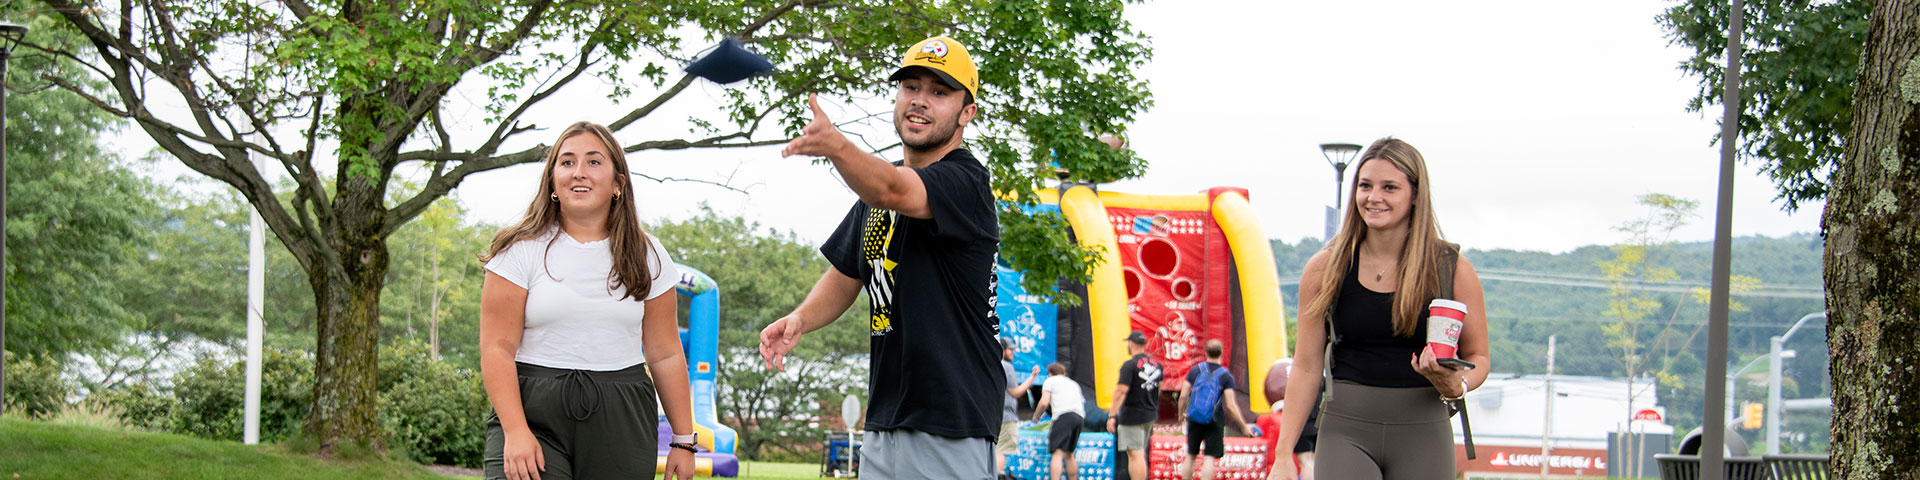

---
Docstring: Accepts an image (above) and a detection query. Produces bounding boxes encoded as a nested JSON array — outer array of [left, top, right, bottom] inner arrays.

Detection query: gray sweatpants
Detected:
[[484, 362, 658, 480], [861, 428, 993, 480], [1316, 380, 1456, 480]]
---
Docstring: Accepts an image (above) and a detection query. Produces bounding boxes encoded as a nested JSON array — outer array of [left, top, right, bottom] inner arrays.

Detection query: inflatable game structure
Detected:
[[654, 264, 740, 477], [999, 185, 1292, 479]]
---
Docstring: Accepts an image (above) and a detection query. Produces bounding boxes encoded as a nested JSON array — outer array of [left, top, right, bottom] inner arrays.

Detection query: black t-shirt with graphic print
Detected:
[[1116, 353, 1163, 425], [820, 148, 1002, 440]]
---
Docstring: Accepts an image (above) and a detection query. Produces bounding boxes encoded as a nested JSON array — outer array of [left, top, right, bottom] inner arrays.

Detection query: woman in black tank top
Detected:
[[1265, 138, 1491, 480]]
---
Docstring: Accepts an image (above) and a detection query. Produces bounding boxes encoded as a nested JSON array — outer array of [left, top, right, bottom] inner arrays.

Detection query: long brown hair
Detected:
[[480, 121, 655, 301], [1304, 137, 1448, 336]]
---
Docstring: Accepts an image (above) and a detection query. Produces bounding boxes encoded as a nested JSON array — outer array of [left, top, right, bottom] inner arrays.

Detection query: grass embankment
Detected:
[[0, 417, 462, 479]]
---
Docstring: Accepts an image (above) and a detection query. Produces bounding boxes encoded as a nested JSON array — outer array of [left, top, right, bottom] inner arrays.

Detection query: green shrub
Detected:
[[166, 348, 313, 442], [2, 351, 74, 418], [53, 340, 492, 466], [378, 339, 489, 467], [92, 382, 179, 431]]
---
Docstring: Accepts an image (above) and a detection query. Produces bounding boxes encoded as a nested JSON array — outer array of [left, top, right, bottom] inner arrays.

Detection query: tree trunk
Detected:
[[305, 214, 391, 455], [1826, 0, 1920, 477], [304, 88, 396, 455]]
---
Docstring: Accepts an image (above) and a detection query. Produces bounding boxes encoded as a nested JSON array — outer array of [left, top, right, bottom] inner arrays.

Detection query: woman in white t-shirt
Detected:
[[478, 122, 695, 480]]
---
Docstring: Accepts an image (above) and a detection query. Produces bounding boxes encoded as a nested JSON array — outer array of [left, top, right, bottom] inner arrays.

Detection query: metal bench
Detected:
[[1763, 454, 1830, 480], [1654, 454, 1769, 480]]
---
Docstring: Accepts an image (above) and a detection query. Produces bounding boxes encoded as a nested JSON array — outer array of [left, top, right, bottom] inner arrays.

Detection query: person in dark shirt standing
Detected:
[[758, 35, 1003, 479], [1105, 331, 1162, 480]]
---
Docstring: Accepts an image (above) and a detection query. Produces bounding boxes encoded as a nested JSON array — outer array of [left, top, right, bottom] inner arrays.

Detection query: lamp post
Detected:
[[1, 20, 32, 416], [1766, 311, 1825, 454], [1318, 143, 1361, 241], [1726, 354, 1769, 425]]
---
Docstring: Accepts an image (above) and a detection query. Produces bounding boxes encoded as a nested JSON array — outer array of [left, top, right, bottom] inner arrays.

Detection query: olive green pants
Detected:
[[485, 362, 658, 480], [1316, 380, 1455, 480]]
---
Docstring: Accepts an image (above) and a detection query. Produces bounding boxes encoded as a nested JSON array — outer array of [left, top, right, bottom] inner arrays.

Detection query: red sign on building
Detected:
[[1633, 407, 1664, 422], [1458, 445, 1609, 477]]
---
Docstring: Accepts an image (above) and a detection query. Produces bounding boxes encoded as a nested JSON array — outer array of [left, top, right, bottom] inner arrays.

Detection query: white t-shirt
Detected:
[[1042, 375, 1086, 418], [485, 228, 678, 371]]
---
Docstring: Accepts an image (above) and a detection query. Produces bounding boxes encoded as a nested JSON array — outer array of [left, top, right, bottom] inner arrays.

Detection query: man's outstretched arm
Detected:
[[759, 266, 862, 371]]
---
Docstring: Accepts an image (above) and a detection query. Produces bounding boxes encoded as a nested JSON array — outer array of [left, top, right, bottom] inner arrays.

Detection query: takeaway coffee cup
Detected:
[[1427, 299, 1468, 359]]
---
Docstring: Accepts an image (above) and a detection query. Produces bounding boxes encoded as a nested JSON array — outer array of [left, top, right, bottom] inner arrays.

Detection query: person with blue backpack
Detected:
[[1178, 340, 1252, 480]]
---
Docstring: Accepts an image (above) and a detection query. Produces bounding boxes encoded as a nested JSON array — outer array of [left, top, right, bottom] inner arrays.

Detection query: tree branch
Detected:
[[283, 0, 316, 22], [476, 36, 603, 157], [602, 1, 807, 134], [629, 172, 753, 195], [607, 75, 696, 131], [41, 75, 298, 163], [472, 0, 557, 68], [45, 0, 326, 275], [629, 136, 789, 151], [382, 145, 546, 237]]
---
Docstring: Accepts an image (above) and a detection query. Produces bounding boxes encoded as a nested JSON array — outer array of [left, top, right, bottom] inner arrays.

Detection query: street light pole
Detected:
[[1701, 0, 1743, 476], [1765, 311, 1825, 454], [1, 20, 34, 417], [1318, 143, 1361, 241], [1726, 354, 1770, 424]]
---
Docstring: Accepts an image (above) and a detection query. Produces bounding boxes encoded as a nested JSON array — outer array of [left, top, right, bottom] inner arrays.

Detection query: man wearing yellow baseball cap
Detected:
[[762, 35, 1003, 479]]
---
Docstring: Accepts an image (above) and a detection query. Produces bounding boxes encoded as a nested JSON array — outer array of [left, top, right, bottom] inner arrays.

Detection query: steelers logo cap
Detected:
[[887, 36, 979, 102]]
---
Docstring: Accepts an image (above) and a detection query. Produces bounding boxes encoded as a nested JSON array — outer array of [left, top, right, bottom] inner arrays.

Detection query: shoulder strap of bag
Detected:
[[1323, 243, 1463, 398]]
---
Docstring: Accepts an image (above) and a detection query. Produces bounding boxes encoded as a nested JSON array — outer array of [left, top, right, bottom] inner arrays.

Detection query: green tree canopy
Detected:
[[1660, 0, 1872, 210], [29, 0, 1154, 453], [3, 9, 163, 358]]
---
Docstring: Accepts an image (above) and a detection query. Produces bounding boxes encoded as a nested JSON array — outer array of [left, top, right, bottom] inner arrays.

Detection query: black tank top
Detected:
[[1329, 259, 1432, 388]]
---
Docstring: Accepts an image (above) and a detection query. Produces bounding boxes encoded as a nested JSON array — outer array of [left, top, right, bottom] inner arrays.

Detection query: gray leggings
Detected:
[[1315, 380, 1455, 480]]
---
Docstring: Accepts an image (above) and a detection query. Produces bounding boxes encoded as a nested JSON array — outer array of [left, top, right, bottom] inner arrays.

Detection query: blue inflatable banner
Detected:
[[1006, 427, 1115, 480], [997, 263, 1057, 384]]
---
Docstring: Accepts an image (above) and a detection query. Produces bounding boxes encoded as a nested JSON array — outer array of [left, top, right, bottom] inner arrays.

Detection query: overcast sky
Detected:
[[114, 0, 1827, 255]]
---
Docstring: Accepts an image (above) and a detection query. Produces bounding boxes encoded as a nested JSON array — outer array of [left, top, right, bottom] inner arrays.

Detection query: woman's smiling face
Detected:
[[1354, 158, 1413, 231]]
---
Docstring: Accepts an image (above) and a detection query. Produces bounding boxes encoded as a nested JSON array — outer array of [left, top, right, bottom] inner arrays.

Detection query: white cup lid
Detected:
[[1429, 298, 1468, 314]]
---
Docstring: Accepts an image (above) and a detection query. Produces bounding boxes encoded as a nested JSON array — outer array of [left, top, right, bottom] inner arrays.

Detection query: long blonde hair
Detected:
[[1304, 137, 1448, 336], [480, 122, 655, 301]]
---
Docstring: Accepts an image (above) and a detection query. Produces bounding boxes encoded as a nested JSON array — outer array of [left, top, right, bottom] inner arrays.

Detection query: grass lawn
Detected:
[[724, 461, 826, 479], [0, 417, 830, 480], [0, 417, 462, 479]]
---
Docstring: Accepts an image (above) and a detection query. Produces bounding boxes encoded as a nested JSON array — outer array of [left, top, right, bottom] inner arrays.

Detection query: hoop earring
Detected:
[[613, 192, 620, 199], [550, 193, 558, 202]]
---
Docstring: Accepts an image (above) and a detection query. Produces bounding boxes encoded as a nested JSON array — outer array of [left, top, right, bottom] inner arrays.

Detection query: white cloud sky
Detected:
[[112, 0, 1826, 254]]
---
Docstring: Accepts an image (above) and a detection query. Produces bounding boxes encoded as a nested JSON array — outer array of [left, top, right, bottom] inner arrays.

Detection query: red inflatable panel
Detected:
[[1144, 434, 1271, 479], [1105, 207, 1233, 389]]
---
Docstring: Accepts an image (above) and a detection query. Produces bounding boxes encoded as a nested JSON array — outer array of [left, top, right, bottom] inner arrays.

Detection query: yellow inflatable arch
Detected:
[[1041, 185, 1291, 414]]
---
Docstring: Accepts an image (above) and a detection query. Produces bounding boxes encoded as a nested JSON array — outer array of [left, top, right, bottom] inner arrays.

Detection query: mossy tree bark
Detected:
[[1825, 0, 1920, 476]]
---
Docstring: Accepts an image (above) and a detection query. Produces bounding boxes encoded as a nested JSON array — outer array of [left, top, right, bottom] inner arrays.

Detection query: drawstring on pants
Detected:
[[559, 369, 604, 421]]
